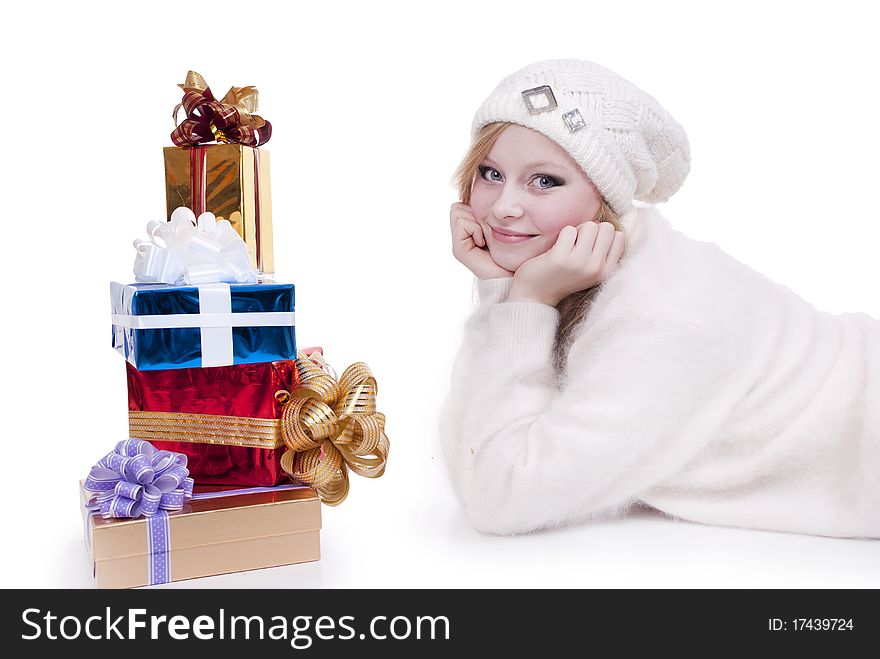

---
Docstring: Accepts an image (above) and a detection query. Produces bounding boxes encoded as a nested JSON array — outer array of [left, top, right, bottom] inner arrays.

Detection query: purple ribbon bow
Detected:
[[84, 439, 194, 519]]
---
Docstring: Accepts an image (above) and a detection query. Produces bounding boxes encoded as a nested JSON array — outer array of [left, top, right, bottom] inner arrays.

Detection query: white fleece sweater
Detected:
[[439, 205, 879, 539]]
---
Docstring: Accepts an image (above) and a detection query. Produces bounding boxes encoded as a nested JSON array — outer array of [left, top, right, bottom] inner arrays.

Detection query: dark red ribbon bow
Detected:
[[171, 71, 272, 148]]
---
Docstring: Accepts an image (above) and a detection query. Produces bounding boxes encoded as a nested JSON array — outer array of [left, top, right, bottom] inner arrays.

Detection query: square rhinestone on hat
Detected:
[[521, 85, 558, 114], [562, 109, 586, 132]]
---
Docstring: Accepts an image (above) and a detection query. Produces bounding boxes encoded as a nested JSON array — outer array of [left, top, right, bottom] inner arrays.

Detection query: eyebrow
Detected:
[[483, 157, 570, 172]]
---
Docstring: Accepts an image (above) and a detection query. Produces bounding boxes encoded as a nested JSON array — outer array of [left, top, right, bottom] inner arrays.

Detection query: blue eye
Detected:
[[478, 165, 503, 182], [532, 174, 563, 189]]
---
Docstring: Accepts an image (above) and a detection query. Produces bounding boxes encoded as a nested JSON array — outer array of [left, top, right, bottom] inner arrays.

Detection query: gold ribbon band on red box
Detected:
[[128, 411, 284, 450]]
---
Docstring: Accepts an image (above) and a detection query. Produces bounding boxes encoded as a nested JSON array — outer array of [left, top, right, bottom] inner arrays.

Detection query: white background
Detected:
[[1, 0, 878, 589]]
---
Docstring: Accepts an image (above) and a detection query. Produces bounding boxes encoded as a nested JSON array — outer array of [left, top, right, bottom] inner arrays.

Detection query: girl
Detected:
[[440, 59, 879, 539]]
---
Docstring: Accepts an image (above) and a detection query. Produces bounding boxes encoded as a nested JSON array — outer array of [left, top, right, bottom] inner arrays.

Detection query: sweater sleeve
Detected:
[[439, 284, 739, 535]]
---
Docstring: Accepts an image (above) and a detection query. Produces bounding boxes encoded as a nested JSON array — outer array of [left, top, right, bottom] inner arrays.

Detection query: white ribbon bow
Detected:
[[133, 207, 258, 285]]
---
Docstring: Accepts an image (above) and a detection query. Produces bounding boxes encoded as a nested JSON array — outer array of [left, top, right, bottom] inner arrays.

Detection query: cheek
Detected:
[[532, 196, 594, 234], [468, 185, 494, 222]]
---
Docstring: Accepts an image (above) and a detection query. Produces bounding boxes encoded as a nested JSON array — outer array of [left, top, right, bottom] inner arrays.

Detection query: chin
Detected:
[[489, 249, 532, 273], [495, 257, 529, 272]]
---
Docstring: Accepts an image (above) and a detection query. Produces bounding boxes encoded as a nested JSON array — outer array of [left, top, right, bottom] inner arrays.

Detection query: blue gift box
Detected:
[[111, 281, 296, 370]]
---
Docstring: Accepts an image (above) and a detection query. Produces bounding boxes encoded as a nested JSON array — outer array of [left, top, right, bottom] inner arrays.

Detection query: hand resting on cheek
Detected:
[[508, 221, 626, 306], [449, 202, 514, 280]]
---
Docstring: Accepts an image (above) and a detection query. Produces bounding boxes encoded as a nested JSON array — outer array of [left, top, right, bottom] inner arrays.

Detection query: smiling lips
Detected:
[[490, 226, 538, 244]]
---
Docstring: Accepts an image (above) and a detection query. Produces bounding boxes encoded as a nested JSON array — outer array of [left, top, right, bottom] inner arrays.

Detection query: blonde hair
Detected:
[[454, 122, 623, 375]]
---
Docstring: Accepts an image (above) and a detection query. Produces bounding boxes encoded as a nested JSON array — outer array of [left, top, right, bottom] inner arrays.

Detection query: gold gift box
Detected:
[[163, 144, 275, 274], [81, 482, 320, 589]]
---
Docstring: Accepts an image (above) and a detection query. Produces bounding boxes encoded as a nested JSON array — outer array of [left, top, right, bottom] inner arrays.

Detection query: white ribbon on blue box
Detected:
[[111, 281, 296, 370]]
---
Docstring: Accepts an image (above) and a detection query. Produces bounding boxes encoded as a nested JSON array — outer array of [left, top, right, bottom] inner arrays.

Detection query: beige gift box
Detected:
[[81, 482, 320, 589]]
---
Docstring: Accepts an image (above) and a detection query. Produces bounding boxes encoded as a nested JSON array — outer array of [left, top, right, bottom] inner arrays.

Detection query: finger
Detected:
[[450, 208, 470, 231], [588, 222, 616, 259], [572, 221, 601, 257], [451, 215, 479, 241], [605, 231, 626, 271], [454, 217, 483, 248], [549, 225, 578, 256], [472, 221, 487, 247], [451, 216, 472, 246], [450, 202, 476, 222], [452, 216, 473, 241]]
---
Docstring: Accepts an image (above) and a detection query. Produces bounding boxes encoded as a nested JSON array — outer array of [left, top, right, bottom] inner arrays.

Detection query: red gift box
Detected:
[[126, 360, 299, 486]]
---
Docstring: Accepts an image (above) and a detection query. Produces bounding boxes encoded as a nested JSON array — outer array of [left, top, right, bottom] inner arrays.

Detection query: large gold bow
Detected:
[[276, 352, 389, 506]]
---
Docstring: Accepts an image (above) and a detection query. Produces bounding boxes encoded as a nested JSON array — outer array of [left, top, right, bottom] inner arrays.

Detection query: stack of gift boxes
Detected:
[[81, 72, 389, 588]]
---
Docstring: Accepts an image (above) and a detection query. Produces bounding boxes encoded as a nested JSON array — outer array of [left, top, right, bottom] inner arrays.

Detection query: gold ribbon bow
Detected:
[[276, 352, 389, 506]]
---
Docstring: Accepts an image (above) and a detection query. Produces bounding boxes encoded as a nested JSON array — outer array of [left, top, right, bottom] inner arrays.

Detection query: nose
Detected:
[[490, 182, 524, 222]]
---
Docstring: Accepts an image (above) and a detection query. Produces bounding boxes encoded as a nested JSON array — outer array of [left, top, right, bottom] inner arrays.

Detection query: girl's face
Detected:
[[469, 124, 602, 272]]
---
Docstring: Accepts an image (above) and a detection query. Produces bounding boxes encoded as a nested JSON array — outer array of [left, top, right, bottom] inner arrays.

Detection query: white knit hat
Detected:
[[472, 59, 691, 216]]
